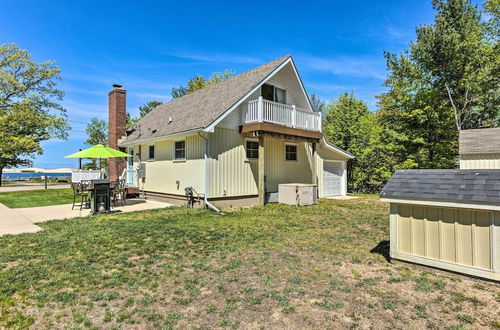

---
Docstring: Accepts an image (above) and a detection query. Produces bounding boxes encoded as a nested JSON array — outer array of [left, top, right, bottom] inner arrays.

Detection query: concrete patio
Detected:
[[0, 199, 175, 236]]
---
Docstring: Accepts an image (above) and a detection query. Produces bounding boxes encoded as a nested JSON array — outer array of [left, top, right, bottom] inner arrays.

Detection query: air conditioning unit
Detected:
[[278, 184, 318, 206]]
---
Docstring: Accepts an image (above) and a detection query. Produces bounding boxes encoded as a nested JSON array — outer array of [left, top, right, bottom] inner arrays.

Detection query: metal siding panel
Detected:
[[457, 210, 473, 266], [441, 209, 457, 262], [412, 206, 426, 256], [426, 207, 441, 259], [398, 205, 412, 253], [474, 211, 491, 269]]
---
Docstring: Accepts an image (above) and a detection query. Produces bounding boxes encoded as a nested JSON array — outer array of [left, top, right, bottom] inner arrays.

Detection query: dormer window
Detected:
[[261, 84, 286, 104]]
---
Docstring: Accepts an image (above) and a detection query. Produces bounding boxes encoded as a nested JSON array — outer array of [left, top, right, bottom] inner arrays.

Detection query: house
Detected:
[[108, 55, 353, 207], [459, 127, 500, 169]]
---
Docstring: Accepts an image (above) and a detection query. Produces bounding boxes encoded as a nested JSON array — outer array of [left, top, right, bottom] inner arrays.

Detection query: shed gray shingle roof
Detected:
[[459, 128, 500, 155], [380, 169, 500, 204], [122, 55, 292, 145]]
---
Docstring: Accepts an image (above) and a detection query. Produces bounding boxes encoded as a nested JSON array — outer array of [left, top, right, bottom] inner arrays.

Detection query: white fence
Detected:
[[244, 97, 321, 132], [71, 170, 103, 182]]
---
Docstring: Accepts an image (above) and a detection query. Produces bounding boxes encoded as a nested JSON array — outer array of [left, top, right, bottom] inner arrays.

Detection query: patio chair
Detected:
[[112, 179, 126, 207], [71, 182, 89, 210]]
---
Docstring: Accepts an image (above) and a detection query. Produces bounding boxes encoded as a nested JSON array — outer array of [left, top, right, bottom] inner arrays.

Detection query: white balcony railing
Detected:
[[244, 97, 321, 132]]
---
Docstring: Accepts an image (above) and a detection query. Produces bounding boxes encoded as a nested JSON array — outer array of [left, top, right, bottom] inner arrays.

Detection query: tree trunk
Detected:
[[0, 166, 3, 187]]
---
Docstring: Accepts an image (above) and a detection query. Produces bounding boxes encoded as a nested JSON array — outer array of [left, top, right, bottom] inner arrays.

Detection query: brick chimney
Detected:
[[108, 84, 126, 181]]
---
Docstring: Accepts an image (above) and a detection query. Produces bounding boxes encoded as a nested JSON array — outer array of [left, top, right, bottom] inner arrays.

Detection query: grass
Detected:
[[0, 197, 498, 329], [0, 188, 73, 208]]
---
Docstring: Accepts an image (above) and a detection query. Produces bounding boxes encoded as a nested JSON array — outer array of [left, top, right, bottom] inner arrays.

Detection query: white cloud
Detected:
[[302, 55, 386, 80], [163, 51, 262, 64]]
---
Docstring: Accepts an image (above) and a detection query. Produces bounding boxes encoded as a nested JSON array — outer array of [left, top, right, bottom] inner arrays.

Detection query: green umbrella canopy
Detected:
[[65, 144, 132, 159]]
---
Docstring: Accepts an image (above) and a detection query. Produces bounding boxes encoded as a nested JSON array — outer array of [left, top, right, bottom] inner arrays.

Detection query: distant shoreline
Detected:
[[3, 168, 74, 173]]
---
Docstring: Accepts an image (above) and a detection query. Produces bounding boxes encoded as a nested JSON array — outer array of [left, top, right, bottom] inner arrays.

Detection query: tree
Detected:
[[171, 70, 234, 99], [376, 0, 499, 173], [0, 43, 69, 186], [310, 94, 325, 112], [323, 92, 379, 191], [83, 117, 107, 170], [139, 100, 162, 118]]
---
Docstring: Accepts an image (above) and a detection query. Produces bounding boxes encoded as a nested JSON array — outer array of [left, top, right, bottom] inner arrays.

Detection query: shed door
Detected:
[[323, 162, 342, 197]]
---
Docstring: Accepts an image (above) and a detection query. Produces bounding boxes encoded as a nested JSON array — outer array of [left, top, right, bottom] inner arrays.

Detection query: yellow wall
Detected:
[[395, 204, 494, 271], [134, 135, 205, 195], [460, 153, 500, 169]]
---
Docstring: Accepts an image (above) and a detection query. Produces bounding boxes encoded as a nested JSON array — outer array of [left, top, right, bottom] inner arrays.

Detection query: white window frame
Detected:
[[148, 144, 155, 161], [245, 138, 259, 161], [285, 142, 298, 162], [174, 139, 186, 161]]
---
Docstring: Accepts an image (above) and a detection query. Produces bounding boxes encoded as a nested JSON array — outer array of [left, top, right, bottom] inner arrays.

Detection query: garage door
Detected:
[[323, 162, 343, 197]]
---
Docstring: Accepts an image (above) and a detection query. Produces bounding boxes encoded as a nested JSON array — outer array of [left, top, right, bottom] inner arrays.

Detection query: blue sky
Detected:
[[1, 0, 447, 168]]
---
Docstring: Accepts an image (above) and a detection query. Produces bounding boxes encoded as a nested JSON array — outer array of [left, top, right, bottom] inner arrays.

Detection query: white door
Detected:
[[323, 162, 343, 197]]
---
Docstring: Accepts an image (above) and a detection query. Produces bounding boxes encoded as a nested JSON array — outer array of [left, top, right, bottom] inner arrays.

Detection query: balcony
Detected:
[[243, 97, 322, 133]]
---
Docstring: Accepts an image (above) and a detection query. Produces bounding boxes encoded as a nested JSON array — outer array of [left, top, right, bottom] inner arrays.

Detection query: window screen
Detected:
[[285, 144, 297, 161], [174, 140, 186, 159], [246, 140, 259, 159]]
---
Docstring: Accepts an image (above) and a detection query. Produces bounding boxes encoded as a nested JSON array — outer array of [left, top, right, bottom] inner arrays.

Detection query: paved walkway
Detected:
[[0, 184, 70, 192], [0, 199, 174, 236]]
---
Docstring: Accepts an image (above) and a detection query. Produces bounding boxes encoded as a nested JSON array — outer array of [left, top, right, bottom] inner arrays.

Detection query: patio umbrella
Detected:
[[65, 144, 132, 159], [65, 144, 131, 172]]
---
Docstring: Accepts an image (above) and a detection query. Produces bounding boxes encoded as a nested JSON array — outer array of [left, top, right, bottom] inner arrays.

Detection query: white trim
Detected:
[[173, 139, 186, 161], [321, 138, 354, 159], [391, 251, 499, 281], [119, 128, 202, 147], [380, 197, 500, 211], [205, 56, 315, 133]]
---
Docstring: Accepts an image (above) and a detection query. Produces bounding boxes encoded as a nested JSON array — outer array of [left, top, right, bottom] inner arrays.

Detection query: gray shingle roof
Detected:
[[121, 55, 292, 145], [380, 169, 500, 204], [459, 128, 500, 155]]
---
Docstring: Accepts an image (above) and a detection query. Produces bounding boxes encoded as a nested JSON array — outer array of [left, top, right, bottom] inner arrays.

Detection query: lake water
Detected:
[[1, 172, 71, 180]]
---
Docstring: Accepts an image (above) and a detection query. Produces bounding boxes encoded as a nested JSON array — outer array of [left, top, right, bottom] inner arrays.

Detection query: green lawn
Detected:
[[0, 198, 498, 329], [0, 188, 73, 208]]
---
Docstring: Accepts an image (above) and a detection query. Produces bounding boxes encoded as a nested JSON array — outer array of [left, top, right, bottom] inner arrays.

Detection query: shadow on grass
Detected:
[[370, 240, 390, 262]]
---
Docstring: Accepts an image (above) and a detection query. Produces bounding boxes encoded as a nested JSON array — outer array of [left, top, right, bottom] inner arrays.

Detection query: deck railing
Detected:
[[244, 97, 321, 132]]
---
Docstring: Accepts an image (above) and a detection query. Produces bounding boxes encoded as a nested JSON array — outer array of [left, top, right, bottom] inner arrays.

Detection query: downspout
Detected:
[[198, 132, 220, 213]]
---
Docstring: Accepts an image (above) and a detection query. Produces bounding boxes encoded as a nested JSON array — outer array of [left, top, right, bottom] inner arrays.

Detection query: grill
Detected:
[[89, 180, 111, 214]]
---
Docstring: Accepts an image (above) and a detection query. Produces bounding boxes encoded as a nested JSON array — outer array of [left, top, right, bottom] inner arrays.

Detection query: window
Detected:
[[275, 87, 286, 104], [246, 140, 259, 160], [174, 140, 186, 159], [261, 84, 286, 104], [261, 84, 274, 102], [285, 144, 297, 161], [148, 145, 155, 160]]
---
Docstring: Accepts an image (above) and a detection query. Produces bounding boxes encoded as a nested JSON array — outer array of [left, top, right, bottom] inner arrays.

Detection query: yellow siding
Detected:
[[133, 135, 205, 195], [460, 153, 500, 169], [395, 205, 494, 270], [208, 128, 258, 197], [264, 138, 312, 192]]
